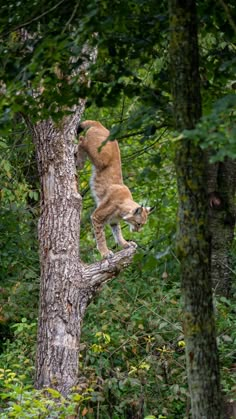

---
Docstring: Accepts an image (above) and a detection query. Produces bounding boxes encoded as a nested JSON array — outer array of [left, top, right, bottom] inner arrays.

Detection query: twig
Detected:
[[4, 0, 66, 35], [123, 127, 168, 161], [62, 1, 80, 34], [218, 0, 236, 35]]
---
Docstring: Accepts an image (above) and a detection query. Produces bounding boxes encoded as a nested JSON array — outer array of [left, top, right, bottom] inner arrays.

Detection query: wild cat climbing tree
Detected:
[[24, 51, 140, 394], [25, 107, 137, 395], [0, 3, 137, 395]]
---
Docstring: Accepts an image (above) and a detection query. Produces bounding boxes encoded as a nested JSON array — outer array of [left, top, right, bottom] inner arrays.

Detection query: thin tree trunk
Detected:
[[169, 0, 222, 417]]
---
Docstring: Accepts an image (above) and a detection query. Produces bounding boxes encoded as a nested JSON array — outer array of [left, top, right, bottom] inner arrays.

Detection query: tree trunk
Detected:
[[25, 108, 136, 396], [207, 157, 236, 297], [169, 0, 222, 417]]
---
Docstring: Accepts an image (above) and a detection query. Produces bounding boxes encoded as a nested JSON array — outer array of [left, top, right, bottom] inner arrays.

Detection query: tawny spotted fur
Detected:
[[76, 120, 153, 258]]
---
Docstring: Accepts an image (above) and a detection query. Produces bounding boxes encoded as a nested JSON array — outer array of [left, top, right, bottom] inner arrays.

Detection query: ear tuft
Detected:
[[146, 206, 155, 214]]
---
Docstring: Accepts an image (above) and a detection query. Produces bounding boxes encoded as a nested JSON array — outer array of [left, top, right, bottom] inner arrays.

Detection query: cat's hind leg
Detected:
[[91, 209, 114, 258]]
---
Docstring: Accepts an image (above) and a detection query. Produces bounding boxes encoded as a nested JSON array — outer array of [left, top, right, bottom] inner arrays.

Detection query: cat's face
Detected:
[[123, 206, 154, 232]]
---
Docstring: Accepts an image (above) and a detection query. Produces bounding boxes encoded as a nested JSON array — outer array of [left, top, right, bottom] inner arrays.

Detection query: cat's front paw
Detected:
[[102, 250, 114, 259], [124, 241, 137, 249]]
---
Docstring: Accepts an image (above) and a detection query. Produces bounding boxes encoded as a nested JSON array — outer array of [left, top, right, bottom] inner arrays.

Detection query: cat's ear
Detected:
[[146, 206, 155, 214], [133, 206, 143, 216]]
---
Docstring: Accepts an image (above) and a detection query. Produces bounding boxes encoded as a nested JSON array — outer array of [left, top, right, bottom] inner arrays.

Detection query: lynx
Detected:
[[76, 120, 153, 258]]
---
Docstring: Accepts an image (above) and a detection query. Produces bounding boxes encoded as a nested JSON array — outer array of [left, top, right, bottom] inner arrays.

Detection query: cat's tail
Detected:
[[77, 120, 104, 135]]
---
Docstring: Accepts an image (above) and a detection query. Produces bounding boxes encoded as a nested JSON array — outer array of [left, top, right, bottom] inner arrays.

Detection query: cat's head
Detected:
[[123, 206, 154, 232]]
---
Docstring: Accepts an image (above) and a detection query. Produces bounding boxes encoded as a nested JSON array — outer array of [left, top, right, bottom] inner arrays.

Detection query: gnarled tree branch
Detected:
[[81, 246, 137, 289]]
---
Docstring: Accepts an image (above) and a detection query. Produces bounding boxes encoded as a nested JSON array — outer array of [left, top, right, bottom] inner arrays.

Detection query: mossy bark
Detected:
[[169, 0, 222, 417]]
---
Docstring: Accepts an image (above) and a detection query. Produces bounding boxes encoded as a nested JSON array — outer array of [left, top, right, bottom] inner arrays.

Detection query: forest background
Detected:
[[0, 0, 236, 418]]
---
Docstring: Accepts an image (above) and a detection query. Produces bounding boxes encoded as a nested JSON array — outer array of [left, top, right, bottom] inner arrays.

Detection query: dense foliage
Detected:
[[0, 0, 236, 417]]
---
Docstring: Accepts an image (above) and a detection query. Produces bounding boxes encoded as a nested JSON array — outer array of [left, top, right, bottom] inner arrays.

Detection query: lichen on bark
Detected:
[[169, 0, 222, 417]]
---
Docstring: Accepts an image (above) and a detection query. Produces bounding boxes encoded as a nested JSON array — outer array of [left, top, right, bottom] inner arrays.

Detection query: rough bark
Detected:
[[169, 0, 222, 417], [207, 156, 236, 297]]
